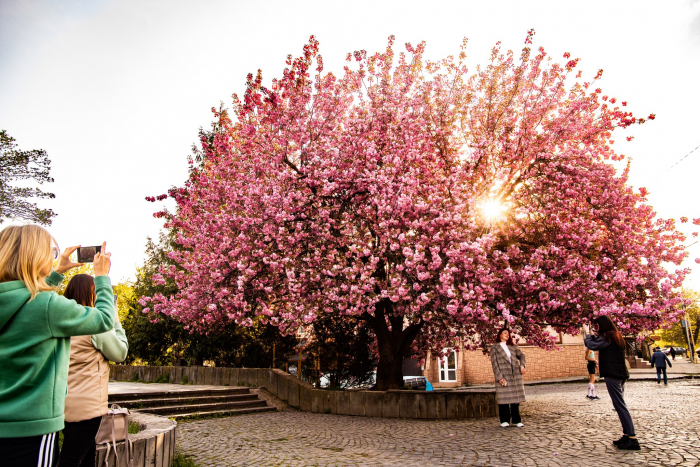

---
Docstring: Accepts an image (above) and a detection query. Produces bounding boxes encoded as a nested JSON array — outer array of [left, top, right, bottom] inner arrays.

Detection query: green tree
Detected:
[[659, 289, 699, 348], [306, 315, 376, 389], [0, 130, 56, 225]]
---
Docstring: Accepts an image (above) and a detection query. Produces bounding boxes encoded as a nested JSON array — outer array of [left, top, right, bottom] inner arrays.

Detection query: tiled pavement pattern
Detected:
[[176, 380, 700, 467]]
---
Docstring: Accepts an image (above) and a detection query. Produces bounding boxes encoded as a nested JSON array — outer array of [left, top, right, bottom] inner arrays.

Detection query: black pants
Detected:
[[604, 377, 636, 437], [0, 432, 59, 467], [498, 403, 521, 424], [58, 416, 102, 467]]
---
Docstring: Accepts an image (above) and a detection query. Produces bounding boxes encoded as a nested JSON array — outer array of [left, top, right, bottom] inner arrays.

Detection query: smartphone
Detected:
[[76, 245, 102, 263]]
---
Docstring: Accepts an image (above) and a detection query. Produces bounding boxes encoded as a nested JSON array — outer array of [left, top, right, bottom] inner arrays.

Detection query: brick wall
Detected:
[[426, 345, 589, 387]]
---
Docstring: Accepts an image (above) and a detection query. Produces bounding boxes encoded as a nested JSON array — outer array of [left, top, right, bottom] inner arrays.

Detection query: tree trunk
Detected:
[[363, 298, 424, 391]]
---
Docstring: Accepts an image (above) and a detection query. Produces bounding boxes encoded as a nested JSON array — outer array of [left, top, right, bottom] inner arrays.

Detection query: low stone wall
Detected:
[[110, 366, 496, 420], [95, 411, 176, 467]]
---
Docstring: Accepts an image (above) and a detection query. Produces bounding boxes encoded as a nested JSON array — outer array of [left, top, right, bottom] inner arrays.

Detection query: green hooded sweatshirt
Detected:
[[0, 271, 115, 438]]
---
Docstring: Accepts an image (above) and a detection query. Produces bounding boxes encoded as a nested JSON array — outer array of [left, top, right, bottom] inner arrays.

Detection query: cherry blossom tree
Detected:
[[144, 32, 691, 390]]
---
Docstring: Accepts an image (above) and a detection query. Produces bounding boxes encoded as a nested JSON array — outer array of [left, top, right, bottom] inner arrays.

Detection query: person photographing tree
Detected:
[[0, 226, 114, 467], [584, 316, 640, 450]]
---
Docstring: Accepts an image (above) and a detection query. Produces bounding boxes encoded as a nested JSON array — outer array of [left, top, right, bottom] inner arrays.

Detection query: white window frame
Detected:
[[438, 350, 458, 382]]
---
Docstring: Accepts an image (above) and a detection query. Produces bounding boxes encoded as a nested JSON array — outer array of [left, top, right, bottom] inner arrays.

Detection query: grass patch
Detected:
[[154, 373, 170, 384], [128, 422, 141, 434], [181, 374, 191, 385], [172, 451, 201, 467]]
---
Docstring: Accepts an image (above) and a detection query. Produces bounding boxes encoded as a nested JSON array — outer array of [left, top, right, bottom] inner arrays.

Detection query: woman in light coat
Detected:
[[489, 328, 526, 427], [58, 274, 128, 467]]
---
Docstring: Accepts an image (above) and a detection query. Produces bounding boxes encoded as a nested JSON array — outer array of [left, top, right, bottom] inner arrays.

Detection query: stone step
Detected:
[[112, 393, 259, 409], [167, 406, 277, 420], [634, 357, 652, 369], [108, 387, 250, 402], [134, 399, 269, 416]]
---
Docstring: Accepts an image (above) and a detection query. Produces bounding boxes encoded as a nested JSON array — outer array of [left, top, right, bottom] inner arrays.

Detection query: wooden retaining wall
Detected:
[[95, 411, 176, 467], [110, 366, 497, 420]]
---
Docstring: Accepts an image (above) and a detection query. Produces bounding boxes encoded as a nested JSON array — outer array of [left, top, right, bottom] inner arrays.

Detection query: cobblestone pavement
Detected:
[[176, 380, 700, 467]]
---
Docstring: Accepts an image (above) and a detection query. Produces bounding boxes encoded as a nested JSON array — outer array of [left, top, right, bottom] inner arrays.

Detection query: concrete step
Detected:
[[167, 406, 277, 420], [634, 357, 652, 369], [112, 393, 258, 409], [134, 399, 269, 416], [108, 387, 250, 402]]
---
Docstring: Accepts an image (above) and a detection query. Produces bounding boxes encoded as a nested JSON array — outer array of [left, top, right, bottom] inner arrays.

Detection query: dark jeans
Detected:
[[604, 377, 636, 437], [0, 432, 59, 467], [498, 403, 521, 424], [58, 416, 102, 467], [656, 367, 668, 384]]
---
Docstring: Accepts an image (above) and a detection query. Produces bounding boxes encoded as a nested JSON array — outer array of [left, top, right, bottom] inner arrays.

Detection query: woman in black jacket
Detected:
[[584, 316, 640, 451]]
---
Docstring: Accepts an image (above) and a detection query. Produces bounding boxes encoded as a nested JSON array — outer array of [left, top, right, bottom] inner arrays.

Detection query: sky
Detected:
[[1, 0, 699, 288]]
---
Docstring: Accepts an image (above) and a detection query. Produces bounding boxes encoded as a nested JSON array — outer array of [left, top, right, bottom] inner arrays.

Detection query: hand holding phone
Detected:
[[55, 246, 82, 274], [93, 242, 111, 276]]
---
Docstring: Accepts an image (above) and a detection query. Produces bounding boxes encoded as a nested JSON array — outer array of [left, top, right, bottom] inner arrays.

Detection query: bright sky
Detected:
[[1, 0, 699, 288]]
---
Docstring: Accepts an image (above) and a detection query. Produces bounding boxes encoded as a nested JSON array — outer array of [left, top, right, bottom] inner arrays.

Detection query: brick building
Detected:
[[422, 332, 589, 387]]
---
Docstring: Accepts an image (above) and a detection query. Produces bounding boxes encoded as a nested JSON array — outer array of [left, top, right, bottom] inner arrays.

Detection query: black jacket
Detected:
[[584, 335, 629, 380]]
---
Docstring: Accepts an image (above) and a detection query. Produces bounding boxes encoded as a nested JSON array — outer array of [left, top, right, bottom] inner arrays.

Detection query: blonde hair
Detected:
[[0, 225, 55, 299]]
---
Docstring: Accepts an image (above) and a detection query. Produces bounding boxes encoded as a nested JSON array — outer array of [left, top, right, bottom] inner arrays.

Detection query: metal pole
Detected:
[[684, 308, 697, 364]]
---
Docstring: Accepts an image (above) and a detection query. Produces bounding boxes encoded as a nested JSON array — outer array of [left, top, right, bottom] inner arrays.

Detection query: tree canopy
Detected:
[[144, 33, 691, 389], [0, 130, 56, 225], [659, 289, 699, 348]]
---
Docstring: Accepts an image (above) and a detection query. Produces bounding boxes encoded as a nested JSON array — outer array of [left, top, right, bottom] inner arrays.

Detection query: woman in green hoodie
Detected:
[[0, 225, 115, 467]]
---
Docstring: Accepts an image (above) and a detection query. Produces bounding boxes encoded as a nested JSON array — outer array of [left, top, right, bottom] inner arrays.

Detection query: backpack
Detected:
[[95, 404, 133, 467]]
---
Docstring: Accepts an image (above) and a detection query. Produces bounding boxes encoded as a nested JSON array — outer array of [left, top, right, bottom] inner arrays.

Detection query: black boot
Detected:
[[618, 437, 641, 451], [612, 435, 629, 446]]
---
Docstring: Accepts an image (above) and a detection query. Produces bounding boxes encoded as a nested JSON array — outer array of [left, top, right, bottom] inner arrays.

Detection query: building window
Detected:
[[439, 350, 457, 382]]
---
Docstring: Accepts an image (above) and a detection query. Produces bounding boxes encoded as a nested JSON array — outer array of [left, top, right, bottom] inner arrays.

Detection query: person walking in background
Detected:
[[584, 345, 600, 400], [649, 346, 672, 386], [490, 328, 527, 428], [58, 275, 129, 467], [584, 316, 640, 451], [669, 345, 676, 361], [0, 226, 114, 467]]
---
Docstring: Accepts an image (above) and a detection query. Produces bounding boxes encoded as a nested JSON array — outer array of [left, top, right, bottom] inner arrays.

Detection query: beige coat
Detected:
[[489, 343, 526, 405], [64, 334, 110, 422]]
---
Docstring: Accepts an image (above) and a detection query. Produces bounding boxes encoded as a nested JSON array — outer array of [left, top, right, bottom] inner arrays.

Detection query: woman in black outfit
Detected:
[[584, 316, 640, 450]]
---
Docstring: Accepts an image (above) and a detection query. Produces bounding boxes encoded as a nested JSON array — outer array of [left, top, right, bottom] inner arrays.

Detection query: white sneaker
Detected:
[[515, 423, 524, 427], [500, 422, 510, 427]]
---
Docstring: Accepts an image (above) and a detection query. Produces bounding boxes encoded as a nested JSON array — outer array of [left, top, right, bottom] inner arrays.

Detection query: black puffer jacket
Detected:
[[584, 335, 629, 380]]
